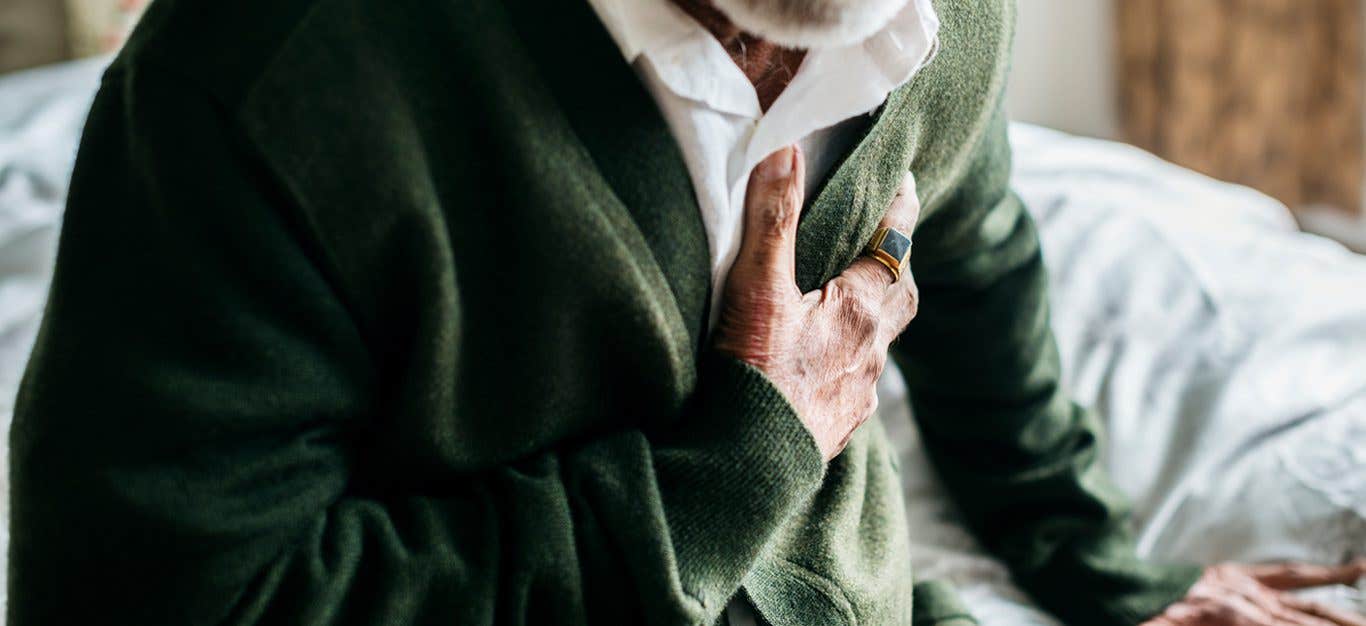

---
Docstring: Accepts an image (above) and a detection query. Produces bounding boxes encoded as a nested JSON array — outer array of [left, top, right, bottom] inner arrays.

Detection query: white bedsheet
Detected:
[[0, 58, 1363, 622], [0, 58, 107, 418], [881, 125, 1366, 623]]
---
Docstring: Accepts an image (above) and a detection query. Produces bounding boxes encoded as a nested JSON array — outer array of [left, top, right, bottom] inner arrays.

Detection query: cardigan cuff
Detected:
[[1024, 535, 1203, 626], [1109, 562, 1203, 625], [654, 352, 826, 613]]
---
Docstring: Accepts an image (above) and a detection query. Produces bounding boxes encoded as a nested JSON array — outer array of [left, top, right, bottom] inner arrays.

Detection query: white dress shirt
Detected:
[[587, 0, 939, 330], [585, 3, 941, 624]]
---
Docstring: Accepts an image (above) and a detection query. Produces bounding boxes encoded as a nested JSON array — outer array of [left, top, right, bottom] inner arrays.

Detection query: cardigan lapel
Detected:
[[794, 86, 922, 293], [505, 0, 925, 339], [506, 0, 712, 353]]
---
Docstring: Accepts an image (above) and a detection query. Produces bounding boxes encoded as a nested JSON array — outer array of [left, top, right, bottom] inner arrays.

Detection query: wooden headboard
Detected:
[[0, 0, 147, 75], [1118, 0, 1364, 217], [0, 0, 69, 74]]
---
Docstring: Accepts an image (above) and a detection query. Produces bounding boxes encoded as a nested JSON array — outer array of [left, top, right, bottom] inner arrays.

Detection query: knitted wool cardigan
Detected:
[[9, 0, 1200, 624]]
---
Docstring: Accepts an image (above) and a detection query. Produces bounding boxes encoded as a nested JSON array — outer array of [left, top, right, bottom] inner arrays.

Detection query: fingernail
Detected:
[[757, 146, 795, 181]]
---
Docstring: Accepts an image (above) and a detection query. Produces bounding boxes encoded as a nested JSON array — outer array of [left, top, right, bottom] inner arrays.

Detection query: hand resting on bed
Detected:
[[1144, 561, 1366, 626]]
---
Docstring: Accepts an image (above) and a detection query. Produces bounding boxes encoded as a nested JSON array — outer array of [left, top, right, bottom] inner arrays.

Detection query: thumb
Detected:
[[734, 145, 805, 291]]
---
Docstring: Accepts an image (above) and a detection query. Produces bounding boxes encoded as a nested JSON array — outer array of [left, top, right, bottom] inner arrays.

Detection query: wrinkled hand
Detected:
[[714, 145, 920, 461], [1144, 561, 1366, 626]]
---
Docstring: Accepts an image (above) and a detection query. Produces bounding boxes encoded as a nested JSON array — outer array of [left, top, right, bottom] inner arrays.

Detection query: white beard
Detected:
[[709, 0, 910, 48]]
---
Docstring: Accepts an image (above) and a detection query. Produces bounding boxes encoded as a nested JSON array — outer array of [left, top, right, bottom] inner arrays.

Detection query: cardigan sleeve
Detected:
[[7, 66, 823, 626], [891, 107, 1203, 625]]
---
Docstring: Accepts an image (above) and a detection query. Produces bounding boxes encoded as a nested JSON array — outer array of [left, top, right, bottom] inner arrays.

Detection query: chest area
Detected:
[[246, 23, 962, 475]]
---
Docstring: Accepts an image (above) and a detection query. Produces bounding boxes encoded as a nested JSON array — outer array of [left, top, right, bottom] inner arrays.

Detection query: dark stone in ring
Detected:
[[863, 227, 913, 281], [877, 228, 912, 264]]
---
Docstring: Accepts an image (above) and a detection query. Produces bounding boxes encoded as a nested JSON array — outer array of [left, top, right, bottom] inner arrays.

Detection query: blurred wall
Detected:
[[0, 0, 146, 74], [1006, 0, 1120, 139], [0, 0, 68, 74]]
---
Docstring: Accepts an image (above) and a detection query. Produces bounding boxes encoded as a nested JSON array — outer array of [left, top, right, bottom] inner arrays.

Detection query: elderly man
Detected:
[[9, 0, 1365, 624]]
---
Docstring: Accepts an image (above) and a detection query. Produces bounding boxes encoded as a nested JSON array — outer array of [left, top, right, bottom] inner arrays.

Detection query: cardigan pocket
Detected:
[[742, 562, 979, 626], [742, 556, 859, 626]]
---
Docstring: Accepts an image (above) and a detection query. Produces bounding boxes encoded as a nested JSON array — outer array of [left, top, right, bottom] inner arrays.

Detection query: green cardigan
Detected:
[[8, 0, 1201, 624]]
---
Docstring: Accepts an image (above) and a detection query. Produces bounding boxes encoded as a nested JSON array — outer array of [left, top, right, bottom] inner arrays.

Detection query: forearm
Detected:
[[895, 109, 1200, 625], [7, 68, 825, 624], [12, 327, 821, 626]]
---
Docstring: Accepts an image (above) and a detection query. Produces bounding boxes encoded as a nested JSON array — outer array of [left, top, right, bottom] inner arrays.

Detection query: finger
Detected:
[[836, 173, 922, 296], [736, 145, 805, 291], [1272, 607, 1342, 626], [1241, 577, 1304, 623], [1279, 613, 1343, 626], [881, 172, 921, 300], [1249, 561, 1366, 591], [1279, 595, 1366, 626], [879, 175, 922, 333], [886, 172, 922, 230], [1222, 594, 1281, 626], [1264, 595, 1339, 626]]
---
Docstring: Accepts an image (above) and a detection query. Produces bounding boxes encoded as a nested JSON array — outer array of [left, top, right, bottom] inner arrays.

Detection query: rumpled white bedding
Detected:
[[1, 57, 1363, 622], [881, 125, 1366, 622]]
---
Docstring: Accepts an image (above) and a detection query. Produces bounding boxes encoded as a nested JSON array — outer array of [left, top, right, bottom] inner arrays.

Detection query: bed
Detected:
[[1, 57, 1363, 622]]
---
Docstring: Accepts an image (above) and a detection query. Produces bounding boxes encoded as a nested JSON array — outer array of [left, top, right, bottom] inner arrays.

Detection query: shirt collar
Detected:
[[587, 0, 696, 61], [586, 0, 940, 119], [586, 0, 941, 203]]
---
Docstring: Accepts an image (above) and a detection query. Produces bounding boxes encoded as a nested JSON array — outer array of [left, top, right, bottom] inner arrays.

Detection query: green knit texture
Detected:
[[8, 0, 1199, 624]]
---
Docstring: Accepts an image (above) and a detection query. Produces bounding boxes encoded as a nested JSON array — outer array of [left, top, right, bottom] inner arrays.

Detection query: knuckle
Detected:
[[842, 265, 871, 290], [759, 186, 801, 233], [863, 352, 887, 380], [900, 280, 920, 319], [865, 263, 895, 289], [841, 264, 891, 298], [823, 277, 856, 305], [858, 394, 876, 422], [886, 177, 923, 230], [899, 172, 918, 199], [836, 292, 880, 344], [857, 393, 878, 423], [820, 278, 851, 306], [903, 196, 922, 228]]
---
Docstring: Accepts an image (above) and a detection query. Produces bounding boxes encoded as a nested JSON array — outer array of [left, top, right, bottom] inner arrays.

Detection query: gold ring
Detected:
[[863, 227, 912, 282]]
